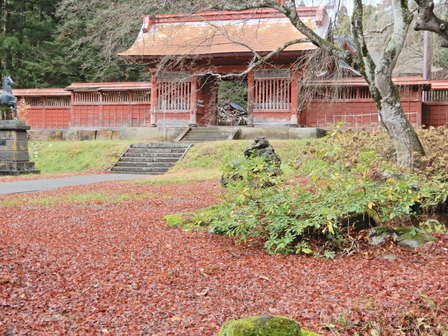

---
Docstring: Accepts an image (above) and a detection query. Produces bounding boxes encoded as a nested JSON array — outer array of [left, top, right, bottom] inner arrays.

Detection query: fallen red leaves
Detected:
[[1, 180, 447, 335]]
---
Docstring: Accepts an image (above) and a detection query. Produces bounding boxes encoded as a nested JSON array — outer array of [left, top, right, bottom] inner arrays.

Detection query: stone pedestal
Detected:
[[0, 120, 39, 175]]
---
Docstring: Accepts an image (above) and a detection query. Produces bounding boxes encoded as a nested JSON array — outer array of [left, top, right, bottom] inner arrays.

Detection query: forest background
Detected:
[[1, 0, 448, 89]]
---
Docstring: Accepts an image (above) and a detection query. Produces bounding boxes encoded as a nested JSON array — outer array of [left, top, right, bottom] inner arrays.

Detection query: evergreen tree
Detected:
[[0, 0, 72, 87]]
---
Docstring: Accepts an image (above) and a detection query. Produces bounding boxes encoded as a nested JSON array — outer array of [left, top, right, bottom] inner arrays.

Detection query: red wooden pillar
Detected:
[[150, 72, 158, 126], [247, 71, 255, 126], [99, 91, 104, 128], [190, 75, 198, 126], [290, 70, 300, 126], [69, 92, 74, 127], [416, 85, 423, 128]]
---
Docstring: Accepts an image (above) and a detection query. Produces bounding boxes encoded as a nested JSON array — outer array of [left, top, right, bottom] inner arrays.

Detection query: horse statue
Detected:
[[0, 76, 18, 120]]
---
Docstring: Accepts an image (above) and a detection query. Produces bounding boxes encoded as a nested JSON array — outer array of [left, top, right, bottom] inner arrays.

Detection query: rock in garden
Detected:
[[218, 315, 301, 336], [243, 137, 281, 170], [221, 137, 281, 187]]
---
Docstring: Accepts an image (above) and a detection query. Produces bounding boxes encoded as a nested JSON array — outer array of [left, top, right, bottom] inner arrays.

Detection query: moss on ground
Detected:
[[217, 315, 320, 336]]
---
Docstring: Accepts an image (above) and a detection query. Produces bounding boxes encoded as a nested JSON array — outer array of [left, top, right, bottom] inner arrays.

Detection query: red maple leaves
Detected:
[[1, 180, 447, 335]]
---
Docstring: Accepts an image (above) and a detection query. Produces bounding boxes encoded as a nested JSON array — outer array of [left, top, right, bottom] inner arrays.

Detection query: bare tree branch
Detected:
[[198, 38, 310, 79], [414, 0, 448, 47], [206, 22, 262, 60], [208, 0, 279, 11], [351, 0, 377, 84], [209, 0, 354, 65], [367, 22, 394, 35]]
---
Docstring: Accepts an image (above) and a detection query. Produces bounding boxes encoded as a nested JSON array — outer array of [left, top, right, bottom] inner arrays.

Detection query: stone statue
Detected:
[[0, 76, 18, 120], [221, 137, 282, 187], [243, 137, 281, 170], [0, 76, 38, 175]]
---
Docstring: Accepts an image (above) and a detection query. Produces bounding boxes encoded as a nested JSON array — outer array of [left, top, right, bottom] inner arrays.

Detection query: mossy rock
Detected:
[[218, 315, 320, 336], [369, 226, 437, 249], [395, 226, 437, 249]]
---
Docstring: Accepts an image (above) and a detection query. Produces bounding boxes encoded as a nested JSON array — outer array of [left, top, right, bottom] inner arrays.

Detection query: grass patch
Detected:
[[30, 196, 59, 206], [175, 139, 312, 170], [131, 168, 221, 185], [29, 140, 134, 173], [0, 198, 25, 207], [133, 140, 311, 185], [23, 139, 309, 178], [165, 213, 190, 227], [0, 191, 154, 207]]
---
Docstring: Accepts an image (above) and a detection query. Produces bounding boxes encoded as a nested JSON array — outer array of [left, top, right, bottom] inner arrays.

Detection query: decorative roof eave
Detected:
[[431, 80, 448, 89], [123, 49, 311, 61], [65, 82, 151, 92], [13, 88, 71, 97], [141, 7, 328, 29], [306, 76, 430, 88]]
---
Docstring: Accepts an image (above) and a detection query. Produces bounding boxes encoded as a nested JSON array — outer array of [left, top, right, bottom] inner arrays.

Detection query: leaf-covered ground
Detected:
[[1, 180, 447, 335]]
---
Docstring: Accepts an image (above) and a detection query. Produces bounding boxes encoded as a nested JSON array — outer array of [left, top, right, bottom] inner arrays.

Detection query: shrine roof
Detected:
[[430, 80, 448, 89], [13, 88, 71, 97], [119, 7, 328, 58], [65, 82, 151, 91]]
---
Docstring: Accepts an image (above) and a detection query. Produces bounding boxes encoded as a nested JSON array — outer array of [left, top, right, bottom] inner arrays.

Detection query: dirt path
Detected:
[[0, 180, 447, 335]]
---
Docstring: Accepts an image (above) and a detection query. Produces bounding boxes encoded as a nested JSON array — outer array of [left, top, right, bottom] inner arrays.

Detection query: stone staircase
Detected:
[[110, 143, 192, 175], [178, 127, 239, 143]]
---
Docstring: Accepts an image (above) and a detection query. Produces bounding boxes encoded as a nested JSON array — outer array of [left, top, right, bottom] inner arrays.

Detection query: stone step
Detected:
[[182, 136, 229, 140], [111, 142, 191, 175], [131, 143, 190, 149], [126, 147, 187, 154], [111, 166, 170, 173], [109, 171, 165, 175], [183, 131, 230, 135], [178, 127, 237, 142], [115, 161, 175, 168], [181, 138, 228, 142], [122, 152, 184, 158], [184, 130, 229, 133], [120, 157, 179, 163]]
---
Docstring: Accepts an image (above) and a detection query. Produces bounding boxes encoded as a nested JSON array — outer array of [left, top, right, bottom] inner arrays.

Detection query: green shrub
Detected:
[[180, 128, 448, 255]]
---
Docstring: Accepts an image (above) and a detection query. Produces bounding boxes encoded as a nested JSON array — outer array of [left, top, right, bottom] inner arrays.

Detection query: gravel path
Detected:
[[0, 174, 144, 194]]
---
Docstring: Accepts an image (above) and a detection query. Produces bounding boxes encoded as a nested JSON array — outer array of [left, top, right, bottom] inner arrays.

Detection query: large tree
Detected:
[[207, 0, 433, 169], [55, 0, 221, 82], [0, 0, 74, 87]]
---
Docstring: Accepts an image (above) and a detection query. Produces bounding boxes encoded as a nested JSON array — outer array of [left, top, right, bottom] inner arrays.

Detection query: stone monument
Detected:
[[221, 137, 282, 187], [0, 76, 39, 175]]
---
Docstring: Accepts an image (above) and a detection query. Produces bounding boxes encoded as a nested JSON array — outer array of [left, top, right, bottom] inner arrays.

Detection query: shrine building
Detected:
[[12, 5, 448, 134], [118, 7, 331, 127]]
